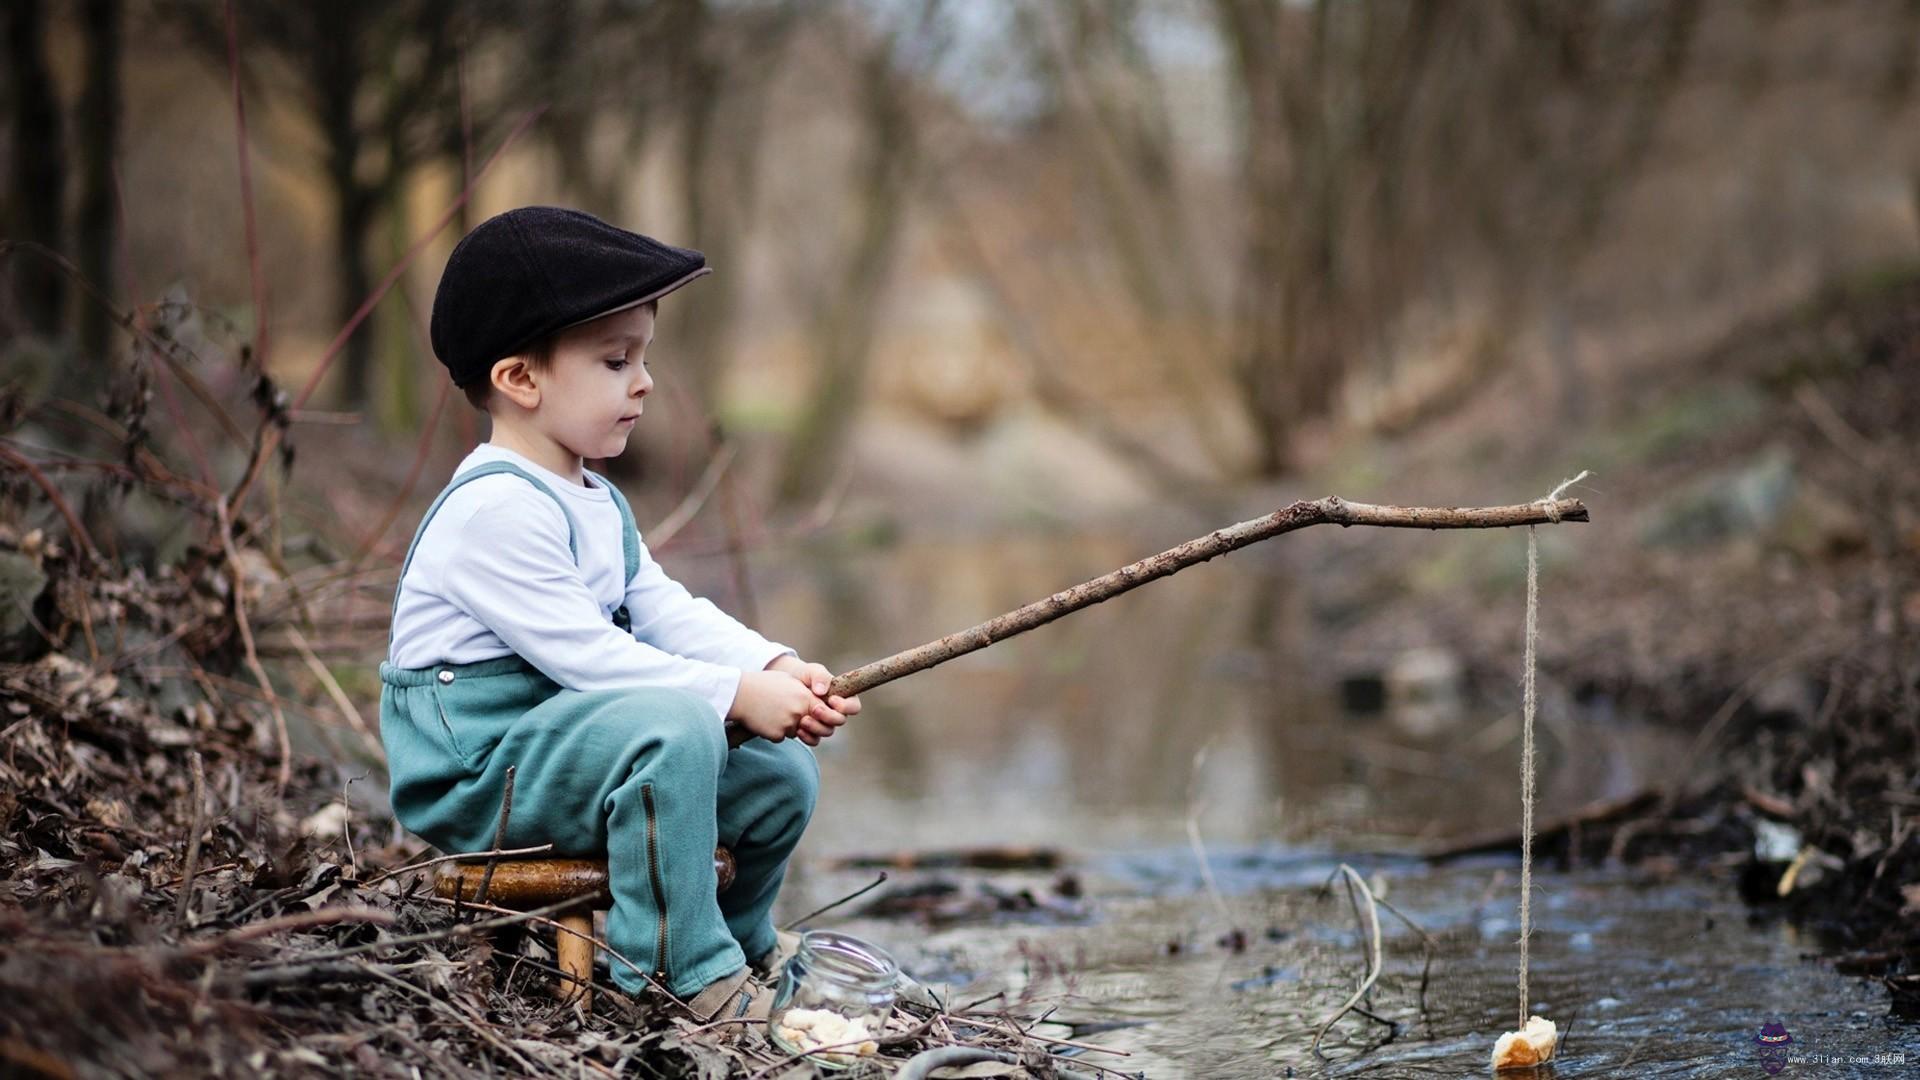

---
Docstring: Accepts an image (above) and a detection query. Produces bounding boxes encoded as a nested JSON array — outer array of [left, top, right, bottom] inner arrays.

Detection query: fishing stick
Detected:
[[727, 493, 1588, 747]]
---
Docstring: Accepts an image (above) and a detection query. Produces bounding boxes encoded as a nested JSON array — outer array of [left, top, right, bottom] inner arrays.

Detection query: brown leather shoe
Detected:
[[682, 967, 776, 1023], [749, 928, 802, 978]]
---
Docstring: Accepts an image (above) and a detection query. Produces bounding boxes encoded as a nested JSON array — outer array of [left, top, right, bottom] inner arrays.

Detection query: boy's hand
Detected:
[[766, 655, 863, 725], [731, 669, 848, 746]]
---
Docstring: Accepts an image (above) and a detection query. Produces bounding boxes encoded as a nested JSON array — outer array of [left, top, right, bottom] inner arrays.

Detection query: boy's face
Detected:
[[515, 303, 656, 461]]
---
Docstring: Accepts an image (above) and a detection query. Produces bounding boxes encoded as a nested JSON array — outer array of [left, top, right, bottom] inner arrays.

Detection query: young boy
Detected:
[[380, 206, 860, 1021]]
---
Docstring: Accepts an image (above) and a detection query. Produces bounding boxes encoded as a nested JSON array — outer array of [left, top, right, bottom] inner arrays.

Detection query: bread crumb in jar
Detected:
[[773, 1008, 881, 1060]]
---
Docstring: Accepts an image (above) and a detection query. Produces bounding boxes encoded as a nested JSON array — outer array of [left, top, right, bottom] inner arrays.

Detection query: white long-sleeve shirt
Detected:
[[386, 444, 794, 720]]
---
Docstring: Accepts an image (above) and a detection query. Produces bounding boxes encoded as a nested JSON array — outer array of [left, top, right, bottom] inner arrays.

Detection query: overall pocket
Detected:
[[428, 664, 560, 773], [380, 682, 470, 786]]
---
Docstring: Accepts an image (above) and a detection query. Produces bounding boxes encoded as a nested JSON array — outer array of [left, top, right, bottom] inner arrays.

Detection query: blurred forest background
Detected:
[[3, 0, 1918, 851], [6, 0, 1913, 487]]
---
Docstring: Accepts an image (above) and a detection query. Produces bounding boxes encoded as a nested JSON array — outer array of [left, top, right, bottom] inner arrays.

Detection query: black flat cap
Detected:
[[430, 206, 711, 388]]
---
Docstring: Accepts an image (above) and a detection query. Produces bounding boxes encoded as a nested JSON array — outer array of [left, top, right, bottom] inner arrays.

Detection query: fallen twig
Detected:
[[0, 444, 100, 563], [178, 906, 399, 957], [747, 1012, 938, 1080], [284, 623, 383, 762], [647, 441, 737, 550], [1312, 864, 1386, 1057], [243, 899, 575, 970], [360, 844, 557, 888], [415, 894, 685, 1007], [1186, 737, 1228, 920], [1423, 789, 1662, 860], [349, 380, 453, 569], [474, 765, 516, 910], [354, 960, 552, 1077], [828, 847, 1059, 871], [213, 495, 291, 793], [173, 751, 207, 927], [782, 871, 888, 930], [1367, 891, 1438, 1021]]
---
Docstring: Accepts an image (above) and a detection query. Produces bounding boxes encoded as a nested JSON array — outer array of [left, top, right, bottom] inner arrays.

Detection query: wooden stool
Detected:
[[435, 846, 736, 1010]]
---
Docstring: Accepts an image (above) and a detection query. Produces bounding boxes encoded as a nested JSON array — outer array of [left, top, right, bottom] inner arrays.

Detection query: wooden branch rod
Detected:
[[727, 494, 1587, 747]]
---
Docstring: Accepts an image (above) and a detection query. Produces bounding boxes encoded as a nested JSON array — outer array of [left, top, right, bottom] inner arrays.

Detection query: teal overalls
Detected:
[[378, 460, 819, 998]]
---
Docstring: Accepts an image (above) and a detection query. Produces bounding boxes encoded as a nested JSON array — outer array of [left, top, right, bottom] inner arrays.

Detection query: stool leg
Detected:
[[556, 912, 594, 1010]]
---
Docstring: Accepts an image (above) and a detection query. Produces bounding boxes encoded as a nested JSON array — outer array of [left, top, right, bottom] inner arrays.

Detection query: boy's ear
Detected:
[[490, 356, 541, 410]]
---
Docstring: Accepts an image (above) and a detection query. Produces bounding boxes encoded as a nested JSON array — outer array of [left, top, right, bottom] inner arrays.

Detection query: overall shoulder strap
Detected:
[[588, 469, 641, 585], [388, 460, 583, 648]]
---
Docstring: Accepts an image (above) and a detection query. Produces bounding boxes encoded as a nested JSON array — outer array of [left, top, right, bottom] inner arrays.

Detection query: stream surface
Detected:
[[783, 853, 1914, 1078], [742, 526, 1917, 1077]]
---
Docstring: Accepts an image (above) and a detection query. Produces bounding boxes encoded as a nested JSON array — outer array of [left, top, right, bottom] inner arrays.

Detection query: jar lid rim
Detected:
[[796, 930, 900, 988]]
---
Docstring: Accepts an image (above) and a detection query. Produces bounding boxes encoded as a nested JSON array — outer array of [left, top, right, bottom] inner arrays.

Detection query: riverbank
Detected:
[[0, 568, 1104, 1077], [1290, 267, 1920, 1017]]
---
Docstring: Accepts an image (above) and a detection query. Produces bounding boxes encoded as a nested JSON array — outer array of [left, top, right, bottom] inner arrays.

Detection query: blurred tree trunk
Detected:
[[1020, 0, 1244, 476], [534, 0, 641, 219], [311, 12, 380, 411], [1210, 0, 1697, 471], [1875, 0, 1920, 247], [1479, 2, 1695, 434], [309, 3, 465, 416], [76, 0, 123, 370], [538, 3, 604, 213], [775, 23, 922, 507], [1215, 0, 1314, 476], [484, 0, 794, 475], [666, 0, 796, 419], [670, 0, 734, 415], [4, 0, 68, 342], [1218, 0, 1411, 475], [1215, 0, 1446, 474], [377, 179, 420, 434], [164, 0, 466, 410]]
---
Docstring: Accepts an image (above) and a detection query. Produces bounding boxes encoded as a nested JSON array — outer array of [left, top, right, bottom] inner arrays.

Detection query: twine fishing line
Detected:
[[1519, 470, 1588, 1030]]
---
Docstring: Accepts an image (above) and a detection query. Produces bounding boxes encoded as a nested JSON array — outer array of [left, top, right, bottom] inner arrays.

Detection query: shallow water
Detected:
[[740, 526, 1915, 1077], [781, 853, 1915, 1078]]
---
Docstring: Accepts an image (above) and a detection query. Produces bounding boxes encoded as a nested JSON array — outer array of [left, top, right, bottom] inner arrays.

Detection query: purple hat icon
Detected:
[[1754, 1021, 1793, 1075]]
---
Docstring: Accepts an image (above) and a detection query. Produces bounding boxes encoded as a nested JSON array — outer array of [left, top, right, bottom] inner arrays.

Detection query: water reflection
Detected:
[[740, 524, 1700, 856]]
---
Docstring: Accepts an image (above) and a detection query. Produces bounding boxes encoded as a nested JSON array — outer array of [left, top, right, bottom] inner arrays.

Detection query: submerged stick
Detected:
[[731, 494, 1587, 746], [1312, 864, 1387, 1057]]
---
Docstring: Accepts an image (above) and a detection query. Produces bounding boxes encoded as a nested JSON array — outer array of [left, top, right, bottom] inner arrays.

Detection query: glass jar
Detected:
[[766, 931, 899, 1067]]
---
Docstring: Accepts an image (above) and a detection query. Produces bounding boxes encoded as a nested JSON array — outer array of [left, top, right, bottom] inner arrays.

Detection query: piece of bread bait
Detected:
[[1492, 1015, 1558, 1070]]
